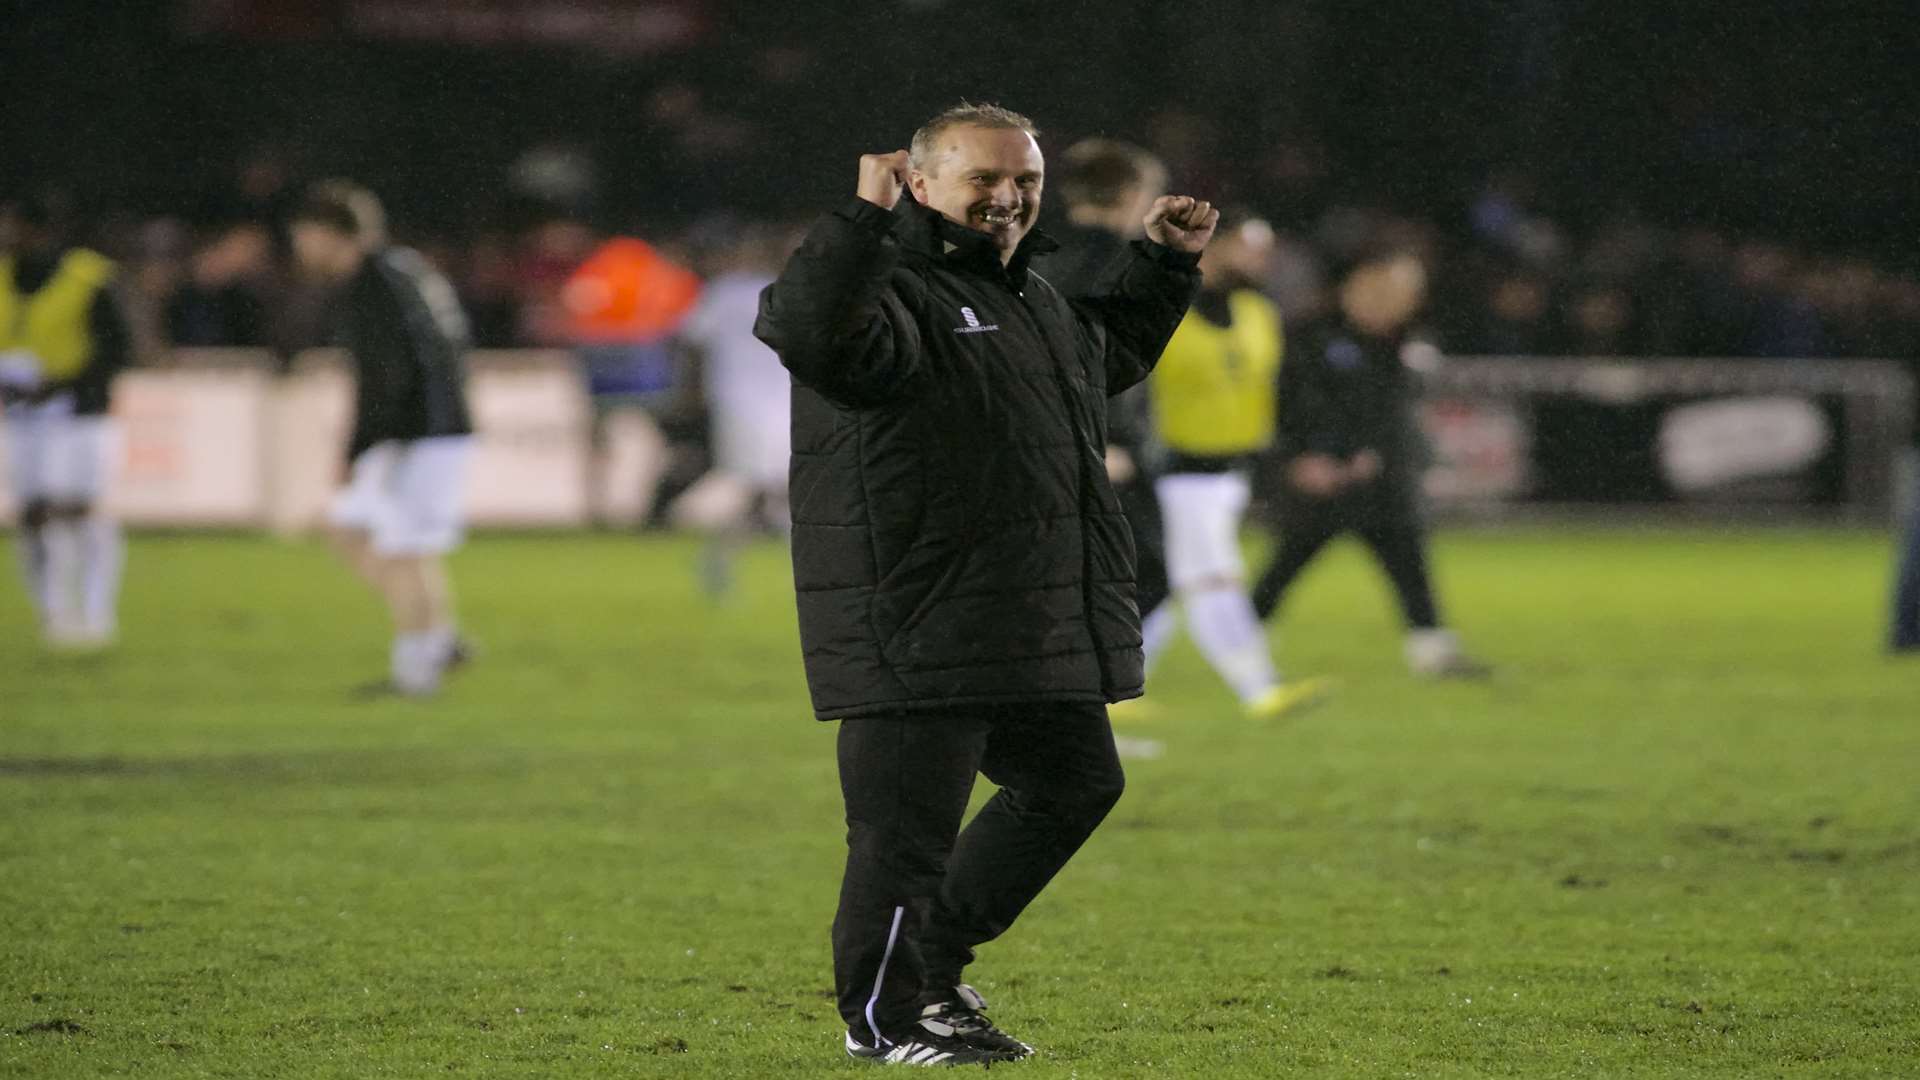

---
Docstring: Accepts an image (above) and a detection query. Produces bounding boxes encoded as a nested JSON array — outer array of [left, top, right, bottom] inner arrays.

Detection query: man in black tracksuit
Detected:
[[1249, 249, 1489, 678], [753, 104, 1215, 1067]]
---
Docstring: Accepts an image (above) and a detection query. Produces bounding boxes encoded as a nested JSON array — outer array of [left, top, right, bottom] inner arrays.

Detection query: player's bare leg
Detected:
[[328, 528, 459, 696], [12, 500, 52, 630], [40, 502, 99, 647], [72, 498, 122, 646], [379, 553, 460, 695], [671, 470, 756, 601], [327, 526, 386, 595]]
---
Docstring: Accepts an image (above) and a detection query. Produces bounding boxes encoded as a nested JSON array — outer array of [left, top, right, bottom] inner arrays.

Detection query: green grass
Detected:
[[2, 527, 1917, 1078]]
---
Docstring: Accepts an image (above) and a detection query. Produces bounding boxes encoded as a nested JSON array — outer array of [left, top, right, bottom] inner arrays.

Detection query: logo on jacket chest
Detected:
[[953, 306, 1000, 334]]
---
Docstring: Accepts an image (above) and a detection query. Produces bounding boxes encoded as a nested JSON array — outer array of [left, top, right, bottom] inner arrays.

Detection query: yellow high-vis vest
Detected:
[[1150, 288, 1283, 457], [0, 249, 116, 382]]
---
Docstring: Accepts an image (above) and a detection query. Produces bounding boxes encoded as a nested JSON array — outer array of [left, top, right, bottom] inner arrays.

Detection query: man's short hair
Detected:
[[909, 103, 1040, 175], [1058, 138, 1166, 210], [1335, 239, 1427, 285], [291, 180, 386, 244]]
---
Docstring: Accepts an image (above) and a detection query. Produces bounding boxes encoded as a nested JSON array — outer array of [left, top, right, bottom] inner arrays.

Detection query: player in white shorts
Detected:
[[2, 193, 134, 649], [672, 224, 792, 598], [1145, 212, 1332, 719], [292, 181, 476, 697]]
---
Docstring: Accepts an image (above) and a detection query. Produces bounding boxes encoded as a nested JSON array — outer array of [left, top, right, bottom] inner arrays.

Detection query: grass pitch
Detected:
[[2, 527, 1917, 1078]]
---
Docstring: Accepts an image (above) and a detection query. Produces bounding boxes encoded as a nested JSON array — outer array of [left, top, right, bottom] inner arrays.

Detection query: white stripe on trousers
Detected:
[[864, 905, 907, 1048]]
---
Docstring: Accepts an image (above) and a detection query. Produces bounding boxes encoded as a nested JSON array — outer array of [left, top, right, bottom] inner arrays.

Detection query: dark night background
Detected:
[[6, 2, 1918, 246], [5, 0, 1919, 366]]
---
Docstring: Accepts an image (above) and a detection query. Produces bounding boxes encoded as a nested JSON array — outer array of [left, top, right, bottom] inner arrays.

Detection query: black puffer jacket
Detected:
[[754, 197, 1199, 720]]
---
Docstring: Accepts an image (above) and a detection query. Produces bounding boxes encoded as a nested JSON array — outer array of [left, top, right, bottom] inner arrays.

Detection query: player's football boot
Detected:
[[350, 680, 417, 700], [443, 635, 478, 676], [844, 1010, 1021, 1066], [1416, 653, 1494, 680], [1406, 630, 1493, 680], [919, 984, 1034, 1060], [1246, 676, 1336, 721]]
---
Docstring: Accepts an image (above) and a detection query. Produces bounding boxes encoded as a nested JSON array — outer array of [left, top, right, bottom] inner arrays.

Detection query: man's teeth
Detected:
[[980, 208, 1018, 225]]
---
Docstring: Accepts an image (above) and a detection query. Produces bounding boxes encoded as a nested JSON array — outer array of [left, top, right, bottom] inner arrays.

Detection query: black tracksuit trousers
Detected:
[[832, 702, 1125, 1046], [1251, 512, 1441, 629]]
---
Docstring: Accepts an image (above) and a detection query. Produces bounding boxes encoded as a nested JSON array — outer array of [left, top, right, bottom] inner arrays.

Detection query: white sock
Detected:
[[1184, 586, 1279, 703], [14, 525, 49, 622], [42, 519, 84, 635], [80, 516, 124, 639], [424, 623, 456, 666], [1405, 628, 1461, 672], [391, 632, 443, 694], [1140, 603, 1178, 675]]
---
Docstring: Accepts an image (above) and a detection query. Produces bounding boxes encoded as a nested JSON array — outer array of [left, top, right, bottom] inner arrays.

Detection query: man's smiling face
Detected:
[[910, 125, 1045, 263]]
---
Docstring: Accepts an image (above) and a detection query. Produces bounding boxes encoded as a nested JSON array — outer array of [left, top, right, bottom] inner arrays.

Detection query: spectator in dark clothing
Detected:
[[1249, 248, 1490, 679], [752, 104, 1214, 1067], [1649, 229, 1746, 357], [1475, 267, 1554, 354], [1731, 242, 1825, 358], [1557, 280, 1639, 356], [165, 223, 275, 347]]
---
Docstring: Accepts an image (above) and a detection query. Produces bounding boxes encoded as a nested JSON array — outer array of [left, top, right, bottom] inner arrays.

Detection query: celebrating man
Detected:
[[754, 104, 1215, 1067]]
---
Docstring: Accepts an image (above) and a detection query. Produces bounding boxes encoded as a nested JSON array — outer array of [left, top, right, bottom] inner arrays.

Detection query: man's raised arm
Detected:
[[753, 151, 925, 408], [1071, 194, 1218, 394]]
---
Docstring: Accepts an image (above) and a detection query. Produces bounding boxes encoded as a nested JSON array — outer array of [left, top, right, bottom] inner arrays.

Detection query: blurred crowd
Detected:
[[51, 144, 1920, 368]]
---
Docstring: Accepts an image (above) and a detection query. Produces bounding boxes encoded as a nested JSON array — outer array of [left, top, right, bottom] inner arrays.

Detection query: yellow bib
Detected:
[[1150, 289, 1283, 456], [0, 249, 116, 382]]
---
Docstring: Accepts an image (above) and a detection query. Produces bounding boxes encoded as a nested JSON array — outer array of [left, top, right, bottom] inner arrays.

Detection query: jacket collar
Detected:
[[892, 197, 1059, 285]]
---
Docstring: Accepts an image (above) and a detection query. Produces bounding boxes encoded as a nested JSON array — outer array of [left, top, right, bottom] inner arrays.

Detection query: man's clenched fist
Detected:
[[1144, 195, 1218, 254], [856, 150, 912, 210]]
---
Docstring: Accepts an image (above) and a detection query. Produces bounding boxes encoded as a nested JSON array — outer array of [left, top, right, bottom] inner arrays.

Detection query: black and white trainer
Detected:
[[921, 984, 1035, 1061], [844, 1013, 1018, 1067]]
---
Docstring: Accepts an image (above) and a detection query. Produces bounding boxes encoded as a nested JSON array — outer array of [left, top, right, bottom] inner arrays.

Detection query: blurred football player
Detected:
[[1251, 247, 1490, 678], [671, 222, 793, 598], [1, 192, 134, 648], [1146, 210, 1333, 717], [1041, 139, 1173, 712], [291, 181, 475, 697]]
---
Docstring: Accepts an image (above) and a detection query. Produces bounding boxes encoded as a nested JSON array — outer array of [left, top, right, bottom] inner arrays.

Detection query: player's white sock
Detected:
[[424, 623, 456, 666], [1140, 603, 1178, 675], [13, 525, 50, 623], [42, 519, 85, 638], [80, 515, 124, 641], [390, 632, 443, 695], [1184, 586, 1279, 703], [1405, 628, 1462, 673]]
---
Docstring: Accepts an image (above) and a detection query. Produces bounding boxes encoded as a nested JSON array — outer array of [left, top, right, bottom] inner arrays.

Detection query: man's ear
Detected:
[[907, 172, 930, 205]]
